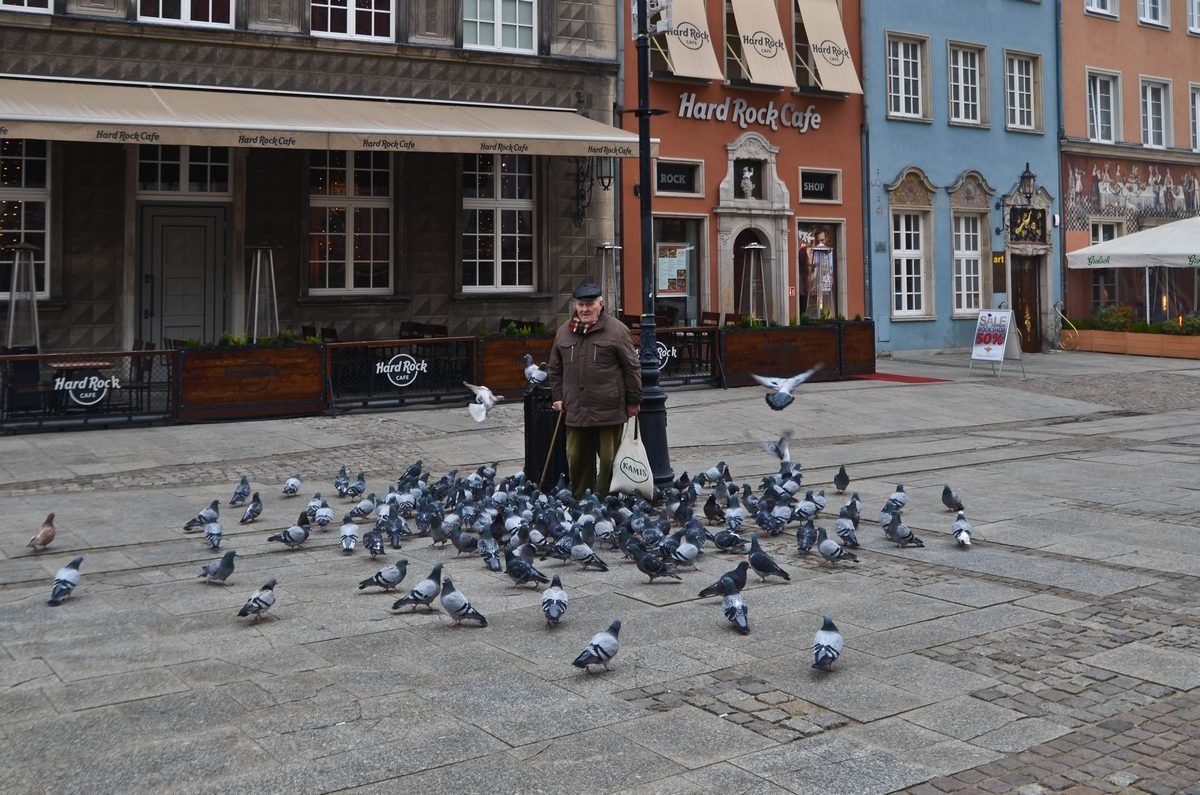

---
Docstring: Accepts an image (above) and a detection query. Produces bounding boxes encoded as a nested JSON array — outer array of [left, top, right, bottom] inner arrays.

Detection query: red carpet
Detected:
[[851, 372, 950, 384]]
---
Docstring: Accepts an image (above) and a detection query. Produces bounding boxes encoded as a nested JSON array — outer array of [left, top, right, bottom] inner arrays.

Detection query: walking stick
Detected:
[[539, 410, 565, 492]]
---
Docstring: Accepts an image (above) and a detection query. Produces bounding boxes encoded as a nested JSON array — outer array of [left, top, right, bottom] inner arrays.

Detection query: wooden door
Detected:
[[1010, 255, 1042, 353], [140, 206, 226, 346]]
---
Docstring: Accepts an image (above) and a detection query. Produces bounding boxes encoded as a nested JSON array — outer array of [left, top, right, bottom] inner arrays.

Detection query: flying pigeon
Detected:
[[184, 500, 220, 533], [239, 492, 263, 524], [699, 560, 750, 597], [230, 475, 251, 506], [392, 562, 444, 611], [28, 512, 56, 552], [817, 526, 858, 566], [439, 575, 488, 628], [812, 614, 844, 671], [282, 474, 302, 496], [359, 559, 408, 591], [464, 381, 504, 422], [47, 556, 83, 606], [952, 511, 973, 547], [340, 515, 359, 553], [541, 575, 569, 627], [720, 577, 750, 635], [572, 619, 621, 673], [267, 512, 311, 550], [203, 521, 224, 550], [833, 465, 850, 494], [748, 534, 790, 582], [523, 354, 549, 386], [199, 549, 237, 585], [751, 362, 823, 410], [237, 578, 277, 622], [942, 484, 965, 513], [759, 432, 792, 467]]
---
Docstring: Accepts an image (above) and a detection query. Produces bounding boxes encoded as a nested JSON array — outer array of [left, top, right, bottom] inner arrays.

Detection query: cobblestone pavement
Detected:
[[2, 350, 1199, 794]]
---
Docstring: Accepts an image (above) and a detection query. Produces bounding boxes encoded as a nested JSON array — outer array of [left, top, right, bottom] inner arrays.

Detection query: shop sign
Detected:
[[54, 374, 120, 406], [657, 162, 698, 193], [677, 92, 822, 133], [800, 172, 836, 201], [377, 353, 428, 388]]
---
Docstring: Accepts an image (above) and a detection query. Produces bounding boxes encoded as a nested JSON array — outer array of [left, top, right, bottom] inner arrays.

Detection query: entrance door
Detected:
[[1010, 255, 1042, 353], [140, 206, 226, 346]]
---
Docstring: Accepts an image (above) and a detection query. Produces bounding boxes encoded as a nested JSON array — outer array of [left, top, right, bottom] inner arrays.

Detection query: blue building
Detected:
[[861, 0, 1062, 353]]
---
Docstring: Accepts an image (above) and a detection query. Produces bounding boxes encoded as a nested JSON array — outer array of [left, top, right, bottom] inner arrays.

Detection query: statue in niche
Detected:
[[740, 166, 756, 199]]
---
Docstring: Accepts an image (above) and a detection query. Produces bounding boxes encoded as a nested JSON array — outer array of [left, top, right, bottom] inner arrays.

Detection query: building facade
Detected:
[[0, 1, 636, 351], [862, 0, 1062, 353]]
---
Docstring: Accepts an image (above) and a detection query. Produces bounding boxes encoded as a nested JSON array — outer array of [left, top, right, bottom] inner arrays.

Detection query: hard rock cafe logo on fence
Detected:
[[377, 353, 428, 388], [655, 341, 678, 370], [54, 374, 120, 406]]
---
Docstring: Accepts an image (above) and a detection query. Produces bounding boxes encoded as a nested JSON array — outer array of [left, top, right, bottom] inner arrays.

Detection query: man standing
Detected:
[[549, 282, 642, 499]]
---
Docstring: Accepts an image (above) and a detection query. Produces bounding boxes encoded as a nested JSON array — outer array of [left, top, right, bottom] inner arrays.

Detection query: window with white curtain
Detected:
[[1141, 79, 1169, 148], [307, 151, 393, 294], [891, 211, 928, 316], [0, 139, 50, 298], [952, 214, 983, 315], [1087, 72, 1118, 143]]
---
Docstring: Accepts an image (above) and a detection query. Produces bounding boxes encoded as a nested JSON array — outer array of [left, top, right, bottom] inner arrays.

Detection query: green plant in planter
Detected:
[[305, 335, 321, 344], [853, 313, 863, 322], [217, 331, 236, 347], [278, 329, 295, 344], [1161, 315, 1200, 335], [185, 338, 201, 349], [1092, 305, 1135, 331]]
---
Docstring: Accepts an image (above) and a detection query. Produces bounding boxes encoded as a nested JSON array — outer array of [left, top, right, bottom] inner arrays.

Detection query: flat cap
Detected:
[[573, 282, 603, 300]]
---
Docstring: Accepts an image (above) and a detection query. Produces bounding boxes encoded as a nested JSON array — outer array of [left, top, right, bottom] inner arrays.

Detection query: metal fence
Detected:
[[326, 337, 477, 412], [639, 326, 722, 387]]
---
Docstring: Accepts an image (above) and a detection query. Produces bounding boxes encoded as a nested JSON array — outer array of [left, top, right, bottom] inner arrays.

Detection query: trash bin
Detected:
[[524, 384, 569, 490]]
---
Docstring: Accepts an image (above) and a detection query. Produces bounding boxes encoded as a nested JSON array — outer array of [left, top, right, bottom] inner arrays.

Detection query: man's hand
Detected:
[[552, 400, 563, 412], [626, 404, 641, 418]]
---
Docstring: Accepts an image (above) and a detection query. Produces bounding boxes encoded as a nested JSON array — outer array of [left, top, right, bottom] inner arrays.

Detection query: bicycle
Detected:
[[1053, 300, 1079, 351]]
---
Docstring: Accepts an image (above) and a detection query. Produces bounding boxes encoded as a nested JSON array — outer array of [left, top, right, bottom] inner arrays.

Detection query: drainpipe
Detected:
[[1055, 0, 1065, 313], [860, 1, 873, 321], [612, 2, 626, 316]]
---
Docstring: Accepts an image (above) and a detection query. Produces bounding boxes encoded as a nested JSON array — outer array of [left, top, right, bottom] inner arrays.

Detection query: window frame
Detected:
[[1089, 221, 1121, 312], [890, 210, 931, 318], [0, 0, 51, 14], [310, 0, 395, 43], [1190, 0, 1200, 31], [460, 153, 537, 294], [138, 0, 234, 28], [886, 32, 930, 122], [1140, 76, 1171, 149], [463, 0, 536, 54], [1137, 0, 1167, 25], [1191, 84, 1200, 151], [947, 42, 988, 126], [0, 138, 51, 300], [951, 212, 985, 317], [1085, 0, 1118, 16], [1004, 50, 1041, 132], [1087, 70, 1121, 143], [136, 145, 233, 199], [306, 150, 394, 296]]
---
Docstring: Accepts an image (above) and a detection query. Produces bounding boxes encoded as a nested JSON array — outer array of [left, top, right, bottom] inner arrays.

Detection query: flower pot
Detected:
[[176, 344, 327, 421]]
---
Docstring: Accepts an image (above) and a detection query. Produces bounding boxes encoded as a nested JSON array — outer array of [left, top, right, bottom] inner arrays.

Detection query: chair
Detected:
[[320, 327, 339, 342], [723, 312, 746, 327], [2, 346, 49, 414], [700, 311, 722, 327], [301, 324, 317, 340]]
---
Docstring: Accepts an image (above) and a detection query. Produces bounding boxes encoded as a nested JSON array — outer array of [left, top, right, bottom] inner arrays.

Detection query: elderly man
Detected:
[[548, 282, 642, 499]]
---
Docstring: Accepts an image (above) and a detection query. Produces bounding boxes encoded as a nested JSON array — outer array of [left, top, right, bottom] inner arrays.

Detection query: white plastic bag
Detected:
[[610, 417, 653, 500]]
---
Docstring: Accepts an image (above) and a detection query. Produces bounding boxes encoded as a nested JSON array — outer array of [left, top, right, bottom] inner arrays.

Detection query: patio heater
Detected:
[[246, 245, 280, 344], [4, 242, 41, 353]]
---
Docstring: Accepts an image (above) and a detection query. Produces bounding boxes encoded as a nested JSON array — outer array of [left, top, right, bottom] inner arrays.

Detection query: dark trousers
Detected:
[[565, 423, 625, 499]]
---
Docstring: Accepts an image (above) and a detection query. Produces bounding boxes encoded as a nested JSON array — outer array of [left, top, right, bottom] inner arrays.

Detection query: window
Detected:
[[1086, 0, 1117, 14], [1190, 0, 1200, 30], [311, 0, 393, 42], [0, 139, 50, 298], [1192, 85, 1200, 150], [724, 5, 748, 82], [948, 44, 985, 125], [137, 146, 231, 195], [1005, 53, 1038, 130], [886, 35, 927, 120], [0, 0, 50, 13], [307, 151, 392, 294], [461, 154, 535, 292], [139, 0, 232, 26], [891, 212, 927, 316], [1141, 79, 1170, 148], [1138, 0, 1165, 24], [1087, 72, 1119, 142], [1090, 222, 1120, 312], [464, 0, 535, 53], [952, 214, 983, 314]]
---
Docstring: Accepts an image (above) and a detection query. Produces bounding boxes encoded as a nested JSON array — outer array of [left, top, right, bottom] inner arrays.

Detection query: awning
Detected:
[[0, 78, 650, 158], [730, 0, 798, 88], [1067, 216, 1200, 269], [660, 0, 725, 81], [795, 0, 862, 94]]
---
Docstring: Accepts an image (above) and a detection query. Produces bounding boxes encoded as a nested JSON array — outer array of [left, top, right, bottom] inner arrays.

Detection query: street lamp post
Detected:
[[634, 0, 674, 490]]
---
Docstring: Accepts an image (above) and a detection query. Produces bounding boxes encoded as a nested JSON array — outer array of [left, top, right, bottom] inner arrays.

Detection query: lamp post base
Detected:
[[637, 315, 674, 491]]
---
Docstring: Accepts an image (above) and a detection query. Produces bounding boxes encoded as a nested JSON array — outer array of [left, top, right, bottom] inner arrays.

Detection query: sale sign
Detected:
[[971, 310, 1013, 362]]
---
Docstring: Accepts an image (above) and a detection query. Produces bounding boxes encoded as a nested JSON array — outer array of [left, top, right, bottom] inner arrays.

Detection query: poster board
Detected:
[[971, 310, 1013, 363], [656, 244, 690, 295]]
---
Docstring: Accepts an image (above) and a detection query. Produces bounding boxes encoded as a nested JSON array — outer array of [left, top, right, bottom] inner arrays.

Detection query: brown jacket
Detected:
[[549, 312, 642, 427]]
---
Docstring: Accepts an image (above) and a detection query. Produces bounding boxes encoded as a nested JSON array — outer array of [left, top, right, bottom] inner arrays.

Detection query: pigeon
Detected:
[[796, 519, 818, 554], [665, 528, 700, 569], [363, 526, 385, 558], [812, 614, 844, 671], [346, 471, 367, 499], [886, 510, 924, 547], [832, 464, 850, 494], [748, 534, 790, 582], [541, 575, 569, 626], [239, 492, 263, 524], [340, 516, 359, 553], [720, 577, 750, 635], [282, 474, 302, 496], [334, 464, 350, 497], [199, 549, 237, 585], [267, 512, 311, 549], [478, 526, 502, 572], [523, 353, 548, 386], [203, 521, 224, 550], [47, 556, 83, 606], [230, 475, 251, 506], [629, 542, 682, 583], [237, 578, 277, 622], [699, 561, 750, 597], [817, 526, 858, 565], [184, 500, 220, 533], [464, 381, 504, 422], [440, 575, 488, 627], [751, 362, 823, 410], [314, 499, 334, 528], [28, 513, 56, 552], [703, 493, 726, 525], [843, 492, 862, 526], [759, 432, 792, 467], [952, 511, 973, 547], [504, 548, 550, 588], [942, 484, 965, 513], [306, 492, 324, 519], [359, 560, 408, 591], [572, 619, 621, 673], [570, 531, 609, 572], [392, 562, 444, 611], [887, 484, 908, 511], [834, 507, 859, 548]]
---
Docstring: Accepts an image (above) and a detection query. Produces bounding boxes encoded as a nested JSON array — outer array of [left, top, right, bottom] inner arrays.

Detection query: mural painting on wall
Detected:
[[797, 223, 837, 319], [1065, 155, 1200, 232]]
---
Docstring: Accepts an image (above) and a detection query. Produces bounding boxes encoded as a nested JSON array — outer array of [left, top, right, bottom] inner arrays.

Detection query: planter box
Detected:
[[477, 335, 555, 399], [1159, 335, 1200, 359], [1072, 329, 1200, 359], [1088, 329, 1130, 354], [176, 345, 328, 421], [720, 325, 840, 387], [837, 320, 876, 376]]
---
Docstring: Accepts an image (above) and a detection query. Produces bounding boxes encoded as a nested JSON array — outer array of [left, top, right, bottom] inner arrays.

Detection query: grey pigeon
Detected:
[[314, 499, 334, 528], [184, 499, 220, 533], [349, 493, 376, 520], [843, 492, 862, 526], [887, 484, 908, 511], [832, 465, 850, 494], [267, 512, 311, 549], [237, 578, 277, 621], [440, 575, 488, 627], [464, 381, 504, 422], [541, 575, 569, 626], [504, 548, 550, 588], [334, 464, 350, 497], [942, 484, 964, 512], [812, 614, 843, 671], [29, 512, 56, 551], [340, 515, 358, 553], [199, 549, 237, 585], [392, 562, 444, 611], [203, 521, 224, 550], [817, 526, 858, 565], [363, 526, 386, 558], [47, 556, 83, 606], [886, 510, 924, 547], [523, 353, 548, 386], [751, 362, 823, 410], [747, 534, 790, 582], [629, 542, 682, 583], [720, 577, 750, 635], [359, 559, 408, 591], [230, 475, 251, 506], [834, 507, 859, 548], [572, 619, 621, 673], [570, 531, 609, 571], [282, 474, 301, 496], [952, 511, 973, 547], [796, 519, 818, 554], [759, 432, 792, 467], [478, 526, 502, 572], [699, 560, 750, 597], [346, 471, 367, 499], [239, 492, 263, 524]]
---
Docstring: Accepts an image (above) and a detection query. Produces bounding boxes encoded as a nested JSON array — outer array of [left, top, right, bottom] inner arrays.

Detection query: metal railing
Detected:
[[326, 337, 476, 412]]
